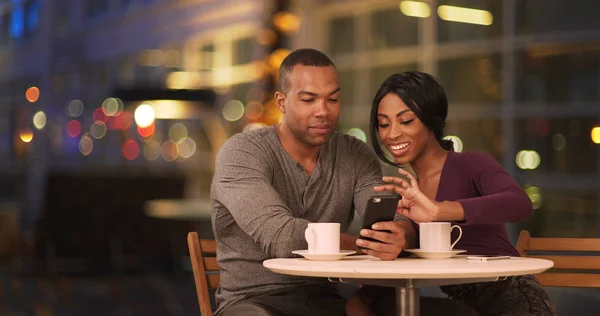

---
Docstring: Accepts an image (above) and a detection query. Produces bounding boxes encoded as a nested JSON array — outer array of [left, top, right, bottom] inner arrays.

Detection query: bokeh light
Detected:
[[137, 122, 155, 138], [101, 97, 122, 116], [32, 111, 47, 130], [19, 130, 33, 143], [161, 140, 179, 162], [123, 140, 140, 160], [222, 100, 245, 122], [525, 186, 543, 209], [134, 103, 155, 128], [243, 122, 268, 132], [444, 135, 464, 152], [168, 123, 187, 142], [552, 133, 566, 151], [177, 137, 197, 159], [143, 140, 161, 161], [79, 133, 94, 156], [90, 121, 107, 139], [25, 87, 40, 103], [591, 127, 600, 144], [67, 100, 84, 117], [273, 12, 301, 34], [347, 128, 367, 143], [93, 107, 108, 123], [516, 150, 541, 170], [66, 120, 82, 138]]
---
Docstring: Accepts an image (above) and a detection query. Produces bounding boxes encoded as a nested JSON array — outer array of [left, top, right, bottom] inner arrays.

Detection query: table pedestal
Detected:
[[397, 280, 419, 316]]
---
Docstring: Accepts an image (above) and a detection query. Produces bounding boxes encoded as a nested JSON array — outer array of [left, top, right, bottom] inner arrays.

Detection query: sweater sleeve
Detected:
[[456, 152, 534, 225]]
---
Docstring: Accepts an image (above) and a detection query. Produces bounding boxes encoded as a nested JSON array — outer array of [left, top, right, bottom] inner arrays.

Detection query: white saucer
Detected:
[[292, 250, 356, 261], [404, 249, 467, 259]]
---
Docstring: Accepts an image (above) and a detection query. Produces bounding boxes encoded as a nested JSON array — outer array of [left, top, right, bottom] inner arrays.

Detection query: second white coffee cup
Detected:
[[419, 222, 462, 252], [305, 223, 340, 254]]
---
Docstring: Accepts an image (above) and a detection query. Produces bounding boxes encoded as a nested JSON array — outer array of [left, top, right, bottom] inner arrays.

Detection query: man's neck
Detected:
[[275, 124, 321, 167]]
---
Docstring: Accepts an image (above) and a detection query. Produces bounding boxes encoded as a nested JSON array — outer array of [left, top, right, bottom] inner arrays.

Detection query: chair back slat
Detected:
[[516, 230, 600, 288], [187, 232, 219, 316]]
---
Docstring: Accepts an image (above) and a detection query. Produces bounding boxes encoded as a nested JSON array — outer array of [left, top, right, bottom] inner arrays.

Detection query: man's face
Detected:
[[276, 65, 340, 147]]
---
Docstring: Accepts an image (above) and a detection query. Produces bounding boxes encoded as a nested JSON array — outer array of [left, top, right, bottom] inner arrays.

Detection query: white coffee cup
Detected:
[[304, 223, 340, 254], [419, 222, 462, 252]]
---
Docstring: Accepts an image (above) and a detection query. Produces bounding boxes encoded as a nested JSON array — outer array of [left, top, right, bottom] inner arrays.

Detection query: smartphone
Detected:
[[466, 255, 511, 261], [358, 195, 400, 249]]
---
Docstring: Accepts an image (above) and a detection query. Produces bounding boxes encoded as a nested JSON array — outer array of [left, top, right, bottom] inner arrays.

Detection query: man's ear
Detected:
[[274, 91, 286, 113]]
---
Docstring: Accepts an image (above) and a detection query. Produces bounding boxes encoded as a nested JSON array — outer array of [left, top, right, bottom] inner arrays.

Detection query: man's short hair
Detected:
[[278, 48, 336, 93]]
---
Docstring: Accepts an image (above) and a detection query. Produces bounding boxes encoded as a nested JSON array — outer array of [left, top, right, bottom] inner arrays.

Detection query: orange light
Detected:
[[25, 87, 40, 103], [137, 122, 155, 138], [19, 130, 34, 142]]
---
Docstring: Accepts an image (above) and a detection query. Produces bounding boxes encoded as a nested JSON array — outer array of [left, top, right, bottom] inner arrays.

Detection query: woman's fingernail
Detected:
[[372, 224, 379, 229], [356, 239, 364, 245]]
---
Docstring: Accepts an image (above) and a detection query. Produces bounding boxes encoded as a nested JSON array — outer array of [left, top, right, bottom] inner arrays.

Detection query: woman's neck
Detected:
[[410, 141, 448, 181]]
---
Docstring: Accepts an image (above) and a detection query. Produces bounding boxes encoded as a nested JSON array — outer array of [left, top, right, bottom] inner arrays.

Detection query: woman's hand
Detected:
[[374, 168, 440, 223]]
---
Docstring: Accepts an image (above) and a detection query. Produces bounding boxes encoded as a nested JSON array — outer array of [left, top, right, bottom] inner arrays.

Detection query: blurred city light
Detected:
[[90, 121, 107, 139], [245, 101, 264, 120], [101, 97, 123, 116], [161, 140, 179, 162], [137, 122, 155, 138], [444, 135, 464, 152], [347, 128, 367, 142], [552, 133, 566, 151], [93, 107, 109, 123], [25, 86, 40, 102], [143, 140, 161, 161], [32, 111, 47, 130], [134, 103, 156, 128], [525, 186, 543, 209], [267, 48, 291, 71], [123, 140, 140, 160], [243, 122, 267, 132], [591, 127, 600, 144], [437, 5, 493, 26], [399, 1, 431, 18], [66, 120, 82, 138], [168, 123, 187, 142], [273, 12, 301, 34], [79, 133, 94, 156], [516, 150, 541, 170], [67, 100, 84, 117], [222, 100, 245, 122], [19, 130, 33, 143], [177, 137, 197, 159]]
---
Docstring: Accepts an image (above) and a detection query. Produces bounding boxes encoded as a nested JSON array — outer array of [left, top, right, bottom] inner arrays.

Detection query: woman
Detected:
[[347, 71, 556, 316]]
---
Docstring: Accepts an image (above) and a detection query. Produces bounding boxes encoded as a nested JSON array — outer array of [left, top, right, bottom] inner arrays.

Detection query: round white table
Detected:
[[263, 255, 554, 316]]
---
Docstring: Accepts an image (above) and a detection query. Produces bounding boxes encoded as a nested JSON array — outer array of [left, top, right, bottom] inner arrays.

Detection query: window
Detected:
[[445, 119, 503, 161], [9, 1, 24, 39], [232, 37, 254, 65], [368, 8, 419, 49], [437, 54, 503, 104], [328, 16, 355, 55], [515, 45, 600, 103], [515, 118, 598, 174], [437, 0, 503, 42], [369, 63, 419, 99], [516, 0, 600, 34], [199, 44, 214, 70]]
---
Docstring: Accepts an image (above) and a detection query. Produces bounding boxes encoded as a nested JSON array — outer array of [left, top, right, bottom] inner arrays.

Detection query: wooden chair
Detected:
[[516, 230, 600, 288], [187, 232, 220, 316]]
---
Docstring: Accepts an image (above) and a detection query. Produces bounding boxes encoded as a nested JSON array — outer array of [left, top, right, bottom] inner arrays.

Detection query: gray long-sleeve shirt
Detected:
[[210, 126, 383, 313]]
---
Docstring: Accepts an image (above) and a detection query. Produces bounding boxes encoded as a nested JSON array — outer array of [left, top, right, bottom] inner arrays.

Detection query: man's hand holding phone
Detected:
[[355, 195, 416, 260]]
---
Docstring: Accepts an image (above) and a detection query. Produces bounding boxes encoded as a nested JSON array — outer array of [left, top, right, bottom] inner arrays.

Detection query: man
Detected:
[[210, 48, 416, 316]]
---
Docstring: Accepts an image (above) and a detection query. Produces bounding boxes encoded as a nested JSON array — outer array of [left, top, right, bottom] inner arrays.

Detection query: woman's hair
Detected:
[[369, 71, 454, 167]]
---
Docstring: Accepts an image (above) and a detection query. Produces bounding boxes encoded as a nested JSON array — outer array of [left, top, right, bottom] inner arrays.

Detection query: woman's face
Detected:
[[376, 93, 433, 165]]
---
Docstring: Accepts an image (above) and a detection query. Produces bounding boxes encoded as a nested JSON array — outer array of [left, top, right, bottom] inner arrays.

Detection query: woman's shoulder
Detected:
[[448, 150, 503, 172]]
